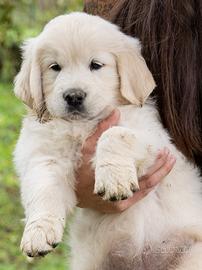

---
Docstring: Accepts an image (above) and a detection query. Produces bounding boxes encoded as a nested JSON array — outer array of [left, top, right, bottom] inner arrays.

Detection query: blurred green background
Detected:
[[0, 1, 83, 269]]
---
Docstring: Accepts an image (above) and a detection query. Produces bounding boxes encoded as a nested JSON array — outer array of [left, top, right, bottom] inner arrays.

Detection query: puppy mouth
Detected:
[[64, 105, 114, 122], [65, 106, 88, 120]]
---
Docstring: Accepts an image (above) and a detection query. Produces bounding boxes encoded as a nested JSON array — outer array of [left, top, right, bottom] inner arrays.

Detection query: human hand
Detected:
[[75, 110, 176, 213]]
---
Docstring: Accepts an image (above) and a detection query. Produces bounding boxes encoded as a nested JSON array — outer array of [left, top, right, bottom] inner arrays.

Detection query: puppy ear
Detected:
[[116, 37, 156, 105], [14, 38, 44, 113]]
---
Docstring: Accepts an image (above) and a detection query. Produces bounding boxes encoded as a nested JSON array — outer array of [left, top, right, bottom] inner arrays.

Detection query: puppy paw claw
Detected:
[[94, 164, 139, 201]]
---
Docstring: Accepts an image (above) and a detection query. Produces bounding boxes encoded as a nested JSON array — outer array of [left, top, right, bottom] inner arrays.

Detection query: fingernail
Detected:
[[107, 109, 120, 121]]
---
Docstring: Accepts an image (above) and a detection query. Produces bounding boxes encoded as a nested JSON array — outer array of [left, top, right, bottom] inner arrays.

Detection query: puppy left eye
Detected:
[[49, 63, 61, 72], [90, 60, 104, 71]]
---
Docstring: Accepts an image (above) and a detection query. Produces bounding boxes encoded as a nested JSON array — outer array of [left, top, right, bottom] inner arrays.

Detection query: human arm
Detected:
[[75, 110, 176, 213]]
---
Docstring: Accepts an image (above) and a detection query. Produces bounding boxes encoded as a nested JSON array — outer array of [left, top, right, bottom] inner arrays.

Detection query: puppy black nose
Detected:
[[63, 89, 86, 107]]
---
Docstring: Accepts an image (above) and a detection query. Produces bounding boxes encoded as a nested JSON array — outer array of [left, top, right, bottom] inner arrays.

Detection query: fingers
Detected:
[[94, 109, 120, 139], [98, 187, 153, 213], [144, 147, 170, 177], [110, 148, 176, 213], [112, 189, 153, 212], [143, 147, 175, 177], [82, 109, 120, 155], [140, 148, 176, 190], [78, 147, 176, 214]]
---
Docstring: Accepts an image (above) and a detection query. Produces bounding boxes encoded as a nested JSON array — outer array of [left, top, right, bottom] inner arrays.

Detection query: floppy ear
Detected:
[[116, 36, 156, 106], [14, 38, 44, 113]]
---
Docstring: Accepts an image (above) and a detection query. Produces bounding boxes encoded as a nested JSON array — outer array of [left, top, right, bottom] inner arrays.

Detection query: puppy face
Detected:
[[40, 36, 119, 121], [14, 12, 155, 122]]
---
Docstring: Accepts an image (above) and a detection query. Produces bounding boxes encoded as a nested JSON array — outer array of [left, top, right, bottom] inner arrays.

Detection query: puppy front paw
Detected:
[[21, 215, 64, 257], [94, 163, 139, 201]]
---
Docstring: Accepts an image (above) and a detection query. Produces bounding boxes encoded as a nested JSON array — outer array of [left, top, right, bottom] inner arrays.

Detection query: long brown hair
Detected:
[[111, 0, 202, 168], [85, 0, 202, 168]]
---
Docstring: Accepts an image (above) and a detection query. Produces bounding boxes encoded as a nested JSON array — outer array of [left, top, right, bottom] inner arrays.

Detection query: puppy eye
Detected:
[[90, 60, 104, 71], [49, 63, 61, 72]]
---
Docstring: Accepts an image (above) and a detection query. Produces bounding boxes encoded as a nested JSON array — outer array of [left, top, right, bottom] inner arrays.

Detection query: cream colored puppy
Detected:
[[14, 12, 202, 270]]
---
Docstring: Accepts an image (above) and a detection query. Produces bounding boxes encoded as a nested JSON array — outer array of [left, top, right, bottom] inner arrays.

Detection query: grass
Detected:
[[0, 83, 68, 270]]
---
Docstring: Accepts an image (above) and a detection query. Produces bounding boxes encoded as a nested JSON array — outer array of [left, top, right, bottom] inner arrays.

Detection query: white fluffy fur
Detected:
[[14, 12, 202, 269]]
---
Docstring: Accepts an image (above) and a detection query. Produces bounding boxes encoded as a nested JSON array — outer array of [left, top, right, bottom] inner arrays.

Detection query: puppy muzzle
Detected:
[[63, 88, 87, 116]]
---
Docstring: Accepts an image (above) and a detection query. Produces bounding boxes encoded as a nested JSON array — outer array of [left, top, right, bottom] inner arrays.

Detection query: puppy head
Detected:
[[14, 12, 155, 122]]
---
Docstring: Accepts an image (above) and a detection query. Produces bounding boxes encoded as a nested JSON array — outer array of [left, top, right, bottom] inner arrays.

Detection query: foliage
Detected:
[[0, 0, 83, 82]]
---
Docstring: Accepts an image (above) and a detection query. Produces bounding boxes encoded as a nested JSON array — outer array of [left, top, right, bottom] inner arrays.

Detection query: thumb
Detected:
[[82, 109, 120, 154], [93, 109, 120, 139]]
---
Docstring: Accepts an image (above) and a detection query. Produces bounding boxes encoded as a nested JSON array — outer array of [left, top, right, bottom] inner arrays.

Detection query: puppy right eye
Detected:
[[49, 63, 61, 72]]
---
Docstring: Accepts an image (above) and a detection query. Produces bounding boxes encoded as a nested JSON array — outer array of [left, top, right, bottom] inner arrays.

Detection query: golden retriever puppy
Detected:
[[14, 12, 202, 270]]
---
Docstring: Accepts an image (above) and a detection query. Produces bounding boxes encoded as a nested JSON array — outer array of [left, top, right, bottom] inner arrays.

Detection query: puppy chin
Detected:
[[65, 111, 87, 121]]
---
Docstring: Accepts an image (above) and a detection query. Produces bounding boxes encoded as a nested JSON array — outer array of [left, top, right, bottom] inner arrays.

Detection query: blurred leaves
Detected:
[[0, 0, 83, 82]]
